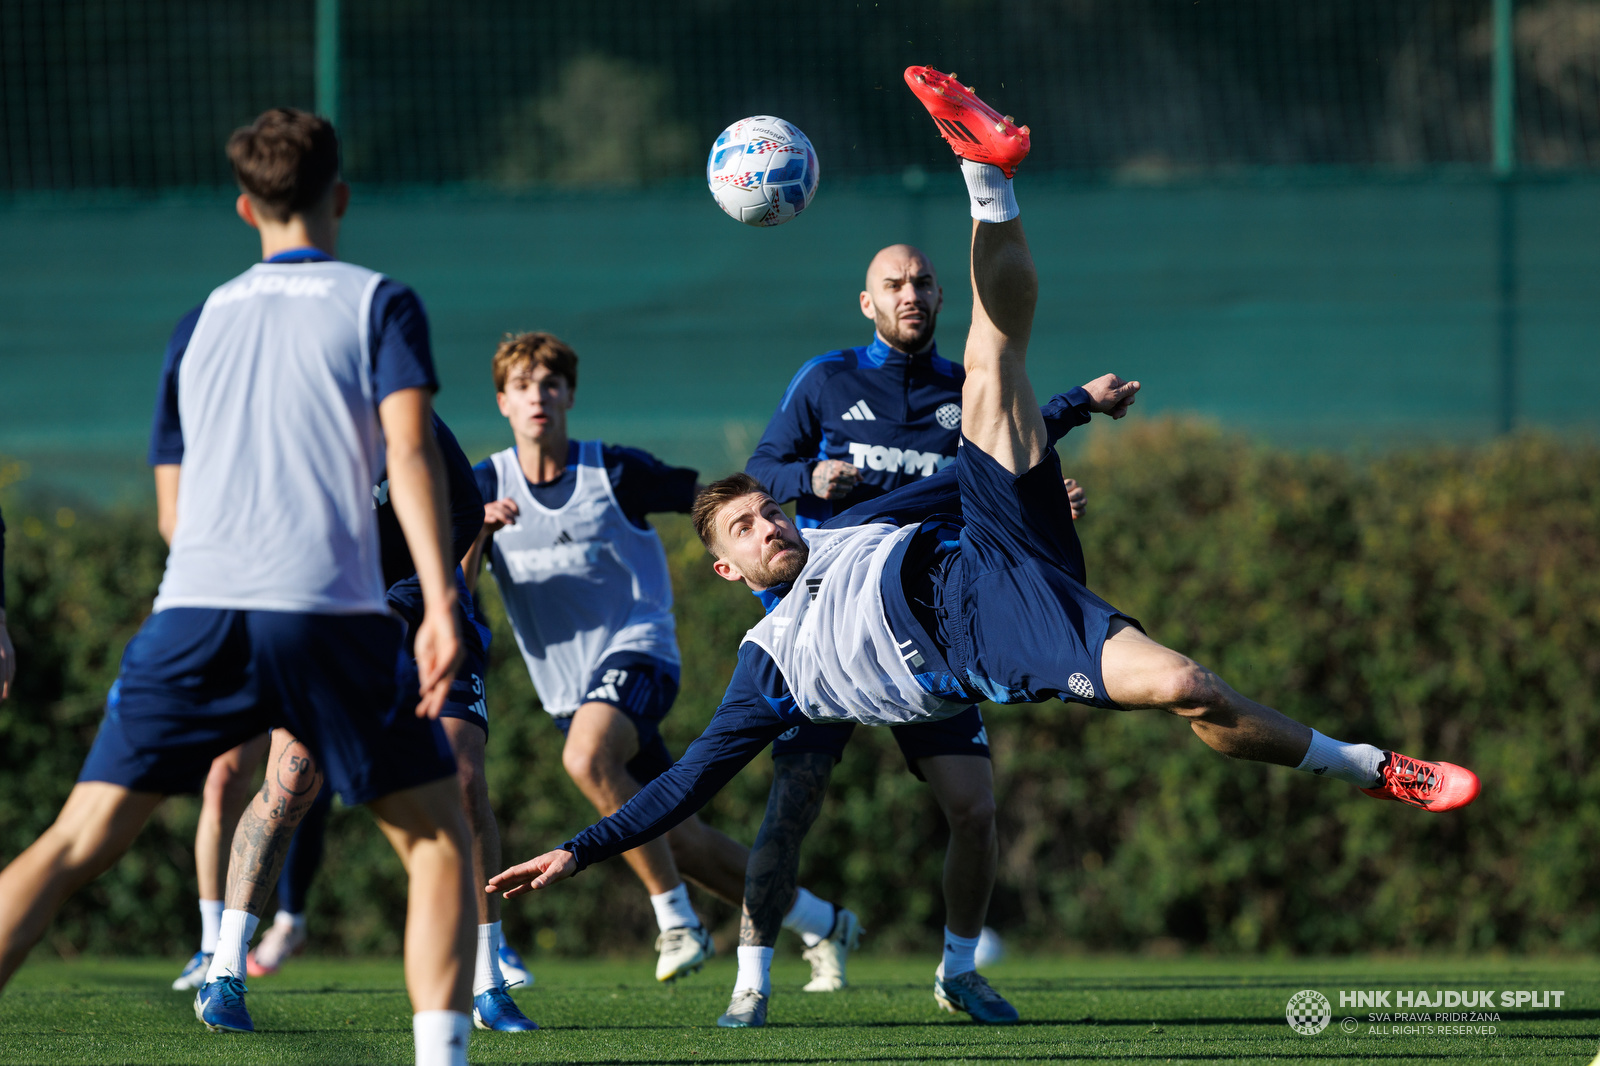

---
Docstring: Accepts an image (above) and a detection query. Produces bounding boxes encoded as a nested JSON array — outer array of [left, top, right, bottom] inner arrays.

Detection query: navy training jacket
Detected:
[[745, 334, 965, 527]]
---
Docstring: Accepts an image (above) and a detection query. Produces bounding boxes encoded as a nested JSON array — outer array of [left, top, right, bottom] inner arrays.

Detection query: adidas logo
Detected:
[[976, 197, 993, 206], [934, 115, 982, 145], [840, 400, 876, 421], [555, 530, 573, 544], [586, 683, 621, 703], [806, 577, 823, 601]]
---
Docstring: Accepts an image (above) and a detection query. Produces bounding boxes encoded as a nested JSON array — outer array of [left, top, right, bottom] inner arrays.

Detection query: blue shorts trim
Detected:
[[771, 706, 989, 780], [552, 652, 680, 784], [945, 438, 1138, 709], [80, 608, 456, 805]]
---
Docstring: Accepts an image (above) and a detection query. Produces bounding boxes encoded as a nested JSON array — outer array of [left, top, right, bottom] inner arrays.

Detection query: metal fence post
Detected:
[[316, 0, 341, 130], [1493, 0, 1516, 434]]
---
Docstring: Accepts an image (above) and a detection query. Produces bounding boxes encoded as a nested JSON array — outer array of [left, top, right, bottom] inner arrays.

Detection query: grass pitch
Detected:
[[1, 953, 1596, 1064]]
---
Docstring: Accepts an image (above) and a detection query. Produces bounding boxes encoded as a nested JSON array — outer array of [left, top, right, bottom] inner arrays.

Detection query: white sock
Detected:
[[1297, 730, 1385, 787], [734, 945, 775, 996], [273, 909, 306, 931], [198, 898, 225, 954], [781, 887, 836, 948], [473, 921, 506, 996], [204, 909, 260, 983], [960, 159, 1018, 223], [940, 928, 980, 979], [649, 883, 700, 933], [413, 1010, 470, 1066]]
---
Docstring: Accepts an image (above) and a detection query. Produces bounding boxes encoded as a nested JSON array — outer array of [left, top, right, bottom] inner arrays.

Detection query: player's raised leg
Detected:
[[1098, 621, 1480, 810], [906, 66, 1046, 476], [0, 783, 165, 988], [175, 734, 269, 990], [959, 212, 1047, 476]]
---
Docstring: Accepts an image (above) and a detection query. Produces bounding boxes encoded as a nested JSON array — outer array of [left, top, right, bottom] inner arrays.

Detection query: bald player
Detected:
[[729, 246, 1087, 1026]]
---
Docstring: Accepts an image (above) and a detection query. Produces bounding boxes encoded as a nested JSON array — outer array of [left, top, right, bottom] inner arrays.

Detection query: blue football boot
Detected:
[[171, 950, 213, 990], [498, 940, 534, 988], [934, 970, 1019, 1024], [472, 985, 539, 1031], [194, 975, 254, 1033]]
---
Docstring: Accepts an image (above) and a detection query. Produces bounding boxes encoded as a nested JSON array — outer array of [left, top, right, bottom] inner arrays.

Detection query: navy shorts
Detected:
[[944, 437, 1138, 709], [80, 608, 457, 805], [770, 705, 990, 780], [393, 596, 492, 735], [551, 652, 680, 784]]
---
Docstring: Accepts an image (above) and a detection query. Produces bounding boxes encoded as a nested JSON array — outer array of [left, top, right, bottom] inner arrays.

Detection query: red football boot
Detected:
[[1360, 751, 1481, 812], [904, 66, 1031, 178]]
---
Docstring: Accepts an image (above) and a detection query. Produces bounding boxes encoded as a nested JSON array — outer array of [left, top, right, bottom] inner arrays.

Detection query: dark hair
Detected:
[[492, 331, 579, 392], [226, 108, 341, 222], [692, 472, 767, 554]]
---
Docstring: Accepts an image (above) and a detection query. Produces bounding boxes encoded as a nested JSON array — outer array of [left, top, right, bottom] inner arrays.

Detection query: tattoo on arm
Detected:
[[739, 753, 834, 947]]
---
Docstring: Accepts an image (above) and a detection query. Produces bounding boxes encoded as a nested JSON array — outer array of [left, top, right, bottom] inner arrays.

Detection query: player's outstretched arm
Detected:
[[379, 387, 462, 717], [486, 849, 576, 898], [489, 651, 788, 893]]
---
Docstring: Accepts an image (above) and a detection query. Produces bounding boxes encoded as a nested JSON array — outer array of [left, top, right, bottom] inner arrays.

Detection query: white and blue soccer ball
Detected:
[[706, 116, 819, 227]]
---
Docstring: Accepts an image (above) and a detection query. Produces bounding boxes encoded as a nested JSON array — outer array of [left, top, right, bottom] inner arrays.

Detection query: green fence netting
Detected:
[[6, 0, 1600, 191]]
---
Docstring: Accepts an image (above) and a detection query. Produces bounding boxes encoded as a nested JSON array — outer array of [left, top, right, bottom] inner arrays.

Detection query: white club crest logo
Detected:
[[777, 726, 800, 742], [1285, 990, 1331, 1035], [935, 402, 962, 430], [1067, 672, 1095, 699]]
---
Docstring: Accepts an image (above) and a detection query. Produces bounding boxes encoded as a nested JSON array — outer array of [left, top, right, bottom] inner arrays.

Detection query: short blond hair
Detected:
[[492, 331, 577, 392]]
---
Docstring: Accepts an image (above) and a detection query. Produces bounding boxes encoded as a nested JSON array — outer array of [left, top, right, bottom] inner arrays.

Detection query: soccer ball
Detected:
[[706, 116, 819, 227], [975, 927, 1005, 968]]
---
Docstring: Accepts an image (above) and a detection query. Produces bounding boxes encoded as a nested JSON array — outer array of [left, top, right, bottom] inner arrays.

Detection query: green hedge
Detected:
[[2, 421, 1598, 961]]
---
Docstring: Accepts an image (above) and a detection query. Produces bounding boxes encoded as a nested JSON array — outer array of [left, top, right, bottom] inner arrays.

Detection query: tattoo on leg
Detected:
[[740, 753, 834, 947], [225, 744, 323, 914]]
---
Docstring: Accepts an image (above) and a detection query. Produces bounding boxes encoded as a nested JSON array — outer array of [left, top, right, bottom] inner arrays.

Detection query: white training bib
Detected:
[[154, 261, 389, 615], [486, 442, 680, 717], [742, 524, 970, 726]]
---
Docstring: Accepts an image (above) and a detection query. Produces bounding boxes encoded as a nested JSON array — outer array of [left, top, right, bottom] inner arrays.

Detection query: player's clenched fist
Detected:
[[481, 497, 520, 534], [810, 459, 860, 500], [1081, 373, 1141, 419], [487, 849, 577, 899]]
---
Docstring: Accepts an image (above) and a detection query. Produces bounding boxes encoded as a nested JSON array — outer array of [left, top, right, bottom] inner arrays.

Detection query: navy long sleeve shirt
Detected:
[[745, 335, 965, 527]]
